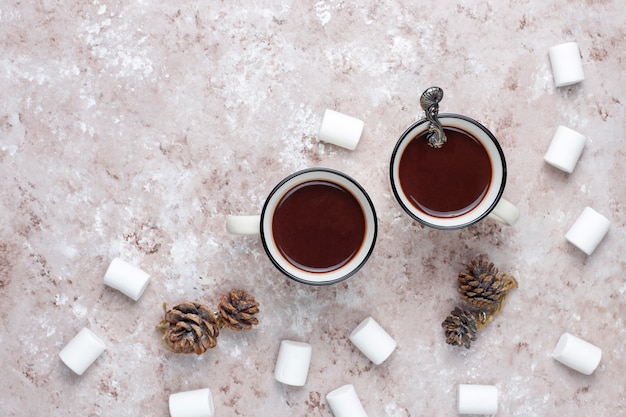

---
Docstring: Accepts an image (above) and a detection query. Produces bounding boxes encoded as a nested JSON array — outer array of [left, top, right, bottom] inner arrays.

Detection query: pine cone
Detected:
[[217, 289, 260, 331], [158, 301, 221, 354], [442, 306, 478, 349], [458, 257, 518, 314]]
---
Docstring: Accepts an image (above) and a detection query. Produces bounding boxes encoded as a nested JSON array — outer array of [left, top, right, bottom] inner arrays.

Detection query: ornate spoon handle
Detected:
[[420, 86, 447, 148]]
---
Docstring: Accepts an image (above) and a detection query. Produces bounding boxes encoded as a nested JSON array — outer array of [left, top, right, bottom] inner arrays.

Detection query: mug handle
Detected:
[[226, 215, 261, 235], [487, 198, 520, 226]]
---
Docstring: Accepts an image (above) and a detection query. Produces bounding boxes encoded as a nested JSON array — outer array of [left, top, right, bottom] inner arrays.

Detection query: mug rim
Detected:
[[260, 167, 378, 286], [389, 113, 507, 230]]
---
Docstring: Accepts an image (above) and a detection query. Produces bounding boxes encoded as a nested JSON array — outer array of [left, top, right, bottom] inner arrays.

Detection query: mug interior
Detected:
[[390, 114, 506, 229], [261, 168, 377, 285]]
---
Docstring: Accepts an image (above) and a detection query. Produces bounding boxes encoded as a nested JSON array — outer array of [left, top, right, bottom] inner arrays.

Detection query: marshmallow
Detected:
[[274, 340, 312, 386], [565, 207, 611, 255], [326, 384, 368, 417], [457, 384, 498, 415], [544, 125, 587, 173], [553, 332, 602, 375], [349, 317, 397, 365], [103, 258, 151, 301], [549, 42, 585, 87], [59, 328, 106, 375], [318, 109, 364, 150], [169, 388, 215, 417], [225, 215, 261, 235]]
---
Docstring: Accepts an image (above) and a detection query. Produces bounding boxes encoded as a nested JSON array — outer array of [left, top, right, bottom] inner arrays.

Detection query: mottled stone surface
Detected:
[[1, 1, 624, 416]]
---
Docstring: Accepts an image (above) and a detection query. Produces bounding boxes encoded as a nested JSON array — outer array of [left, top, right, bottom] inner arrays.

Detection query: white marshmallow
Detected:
[[565, 207, 611, 255], [274, 340, 312, 386], [553, 332, 602, 375], [103, 258, 151, 301], [544, 125, 587, 173], [549, 42, 585, 87], [326, 384, 368, 417], [225, 215, 261, 235], [349, 317, 397, 365], [318, 109, 364, 150], [59, 328, 106, 375], [457, 384, 498, 415], [169, 388, 215, 417]]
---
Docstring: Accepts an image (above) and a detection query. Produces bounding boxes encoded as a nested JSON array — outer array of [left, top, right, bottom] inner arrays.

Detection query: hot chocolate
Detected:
[[272, 180, 366, 273], [398, 127, 492, 218]]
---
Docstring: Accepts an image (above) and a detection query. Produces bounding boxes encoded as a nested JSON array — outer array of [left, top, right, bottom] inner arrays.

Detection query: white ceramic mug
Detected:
[[227, 168, 377, 286], [390, 114, 519, 229]]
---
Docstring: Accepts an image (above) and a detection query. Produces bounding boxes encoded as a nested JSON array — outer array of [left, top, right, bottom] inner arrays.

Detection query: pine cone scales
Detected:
[[159, 301, 220, 354], [442, 257, 518, 349], [458, 257, 519, 314], [442, 307, 477, 349], [218, 289, 260, 331], [157, 289, 260, 354]]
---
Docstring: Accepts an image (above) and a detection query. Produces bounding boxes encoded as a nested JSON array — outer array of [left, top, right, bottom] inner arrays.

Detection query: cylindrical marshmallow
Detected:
[[318, 109, 364, 150], [103, 257, 151, 301], [553, 332, 602, 375], [549, 42, 585, 87], [225, 215, 261, 235], [59, 327, 106, 375], [349, 317, 397, 365], [565, 207, 611, 255], [169, 388, 215, 417], [544, 125, 587, 173], [326, 384, 368, 417], [274, 340, 312, 386], [458, 384, 498, 415]]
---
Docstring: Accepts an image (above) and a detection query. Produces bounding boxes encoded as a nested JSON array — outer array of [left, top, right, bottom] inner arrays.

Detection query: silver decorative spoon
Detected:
[[420, 86, 447, 148]]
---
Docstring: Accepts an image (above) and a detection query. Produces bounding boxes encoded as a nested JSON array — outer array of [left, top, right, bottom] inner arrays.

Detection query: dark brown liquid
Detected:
[[398, 127, 492, 217], [272, 180, 366, 273]]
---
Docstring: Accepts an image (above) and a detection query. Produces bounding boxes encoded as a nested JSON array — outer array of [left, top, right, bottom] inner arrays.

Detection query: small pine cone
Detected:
[[458, 257, 518, 314], [159, 301, 220, 354], [217, 289, 260, 331], [442, 306, 478, 349]]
